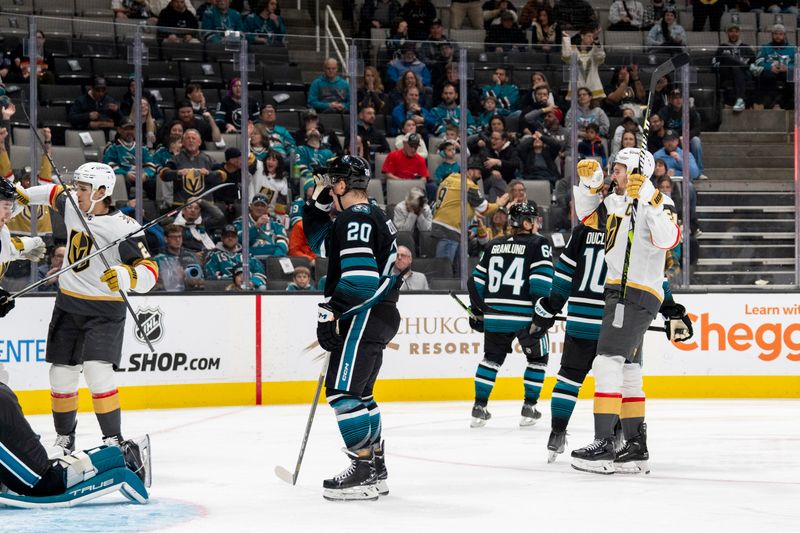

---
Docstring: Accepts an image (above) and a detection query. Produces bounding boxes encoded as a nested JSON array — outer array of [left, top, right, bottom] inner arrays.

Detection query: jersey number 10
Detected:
[[579, 247, 606, 295]]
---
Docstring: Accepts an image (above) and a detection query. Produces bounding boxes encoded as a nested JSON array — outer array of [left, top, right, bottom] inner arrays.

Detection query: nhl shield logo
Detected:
[[134, 307, 165, 344]]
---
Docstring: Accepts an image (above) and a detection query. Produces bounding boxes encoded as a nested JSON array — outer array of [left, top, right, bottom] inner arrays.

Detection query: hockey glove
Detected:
[[317, 303, 343, 352], [468, 307, 484, 333], [661, 303, 694, 342], [577, 159, 604, 194], [516, 326, 549, 360], [16, 236, 47, 262], [0, 287, 15, 318], [310, 170, 333, 207], [626, 174, 663, 208], [100, 265, 137, 293], [530, 297, 557, 338]]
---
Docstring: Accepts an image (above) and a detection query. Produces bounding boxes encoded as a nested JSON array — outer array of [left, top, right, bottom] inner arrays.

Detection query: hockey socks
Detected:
[[474, 359, 500, 406], [550, 369, 587, 433], [591, 355, 624, 439], [621, 363, 646, 440], [92, 389, 122, 440], [328, 393, 371, 450], [523, 363, 546, 405], [363, 395, 382, 446], [51, 392, 78, 437]]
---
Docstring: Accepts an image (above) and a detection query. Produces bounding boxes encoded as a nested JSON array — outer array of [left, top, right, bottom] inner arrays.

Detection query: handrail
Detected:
[[324, 4, 349, 74]]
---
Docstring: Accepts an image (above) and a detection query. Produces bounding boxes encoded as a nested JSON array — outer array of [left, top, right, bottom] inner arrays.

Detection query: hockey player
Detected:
[[548, 150, 683, 474], [0, 178, 47, 318], [532, 173, 693, 467], [467, 202, 554, 428], [0, 380, 149, 506], [302, 155, 403, 502], [17, 162, 159, 453]]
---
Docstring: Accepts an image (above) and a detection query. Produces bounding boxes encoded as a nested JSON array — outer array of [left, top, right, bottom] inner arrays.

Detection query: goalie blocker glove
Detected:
[[317, 303, 343, 352], [661, 302, 693, 342]]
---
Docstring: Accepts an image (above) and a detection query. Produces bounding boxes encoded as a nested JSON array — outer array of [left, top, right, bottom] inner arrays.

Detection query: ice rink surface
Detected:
[[3, 399, 799, 533]]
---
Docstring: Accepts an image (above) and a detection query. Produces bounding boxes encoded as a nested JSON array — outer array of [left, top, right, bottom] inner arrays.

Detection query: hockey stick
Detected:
[[449, 291, 666, 333], [613, 52, 690, 329], [8, 183, 234, 300], [275, 353, 330, 485]]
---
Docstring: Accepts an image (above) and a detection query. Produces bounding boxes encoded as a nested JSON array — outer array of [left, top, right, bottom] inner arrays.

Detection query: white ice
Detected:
[[4, 399, 799, 532]]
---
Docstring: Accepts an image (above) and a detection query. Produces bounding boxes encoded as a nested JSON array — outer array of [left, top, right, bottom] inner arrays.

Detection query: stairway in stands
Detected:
[[694, 110, 796, 286], [283, 2, 353, 82]]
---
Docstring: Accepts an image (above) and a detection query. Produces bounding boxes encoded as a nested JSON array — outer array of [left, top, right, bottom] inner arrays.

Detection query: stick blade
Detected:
[[274, 465, 296, 485]]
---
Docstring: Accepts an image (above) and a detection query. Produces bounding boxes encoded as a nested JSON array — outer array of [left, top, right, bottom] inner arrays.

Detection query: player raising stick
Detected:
[[467, 203, 554, 428], [545, 151, 682, 474], [17, 163, 158, 453], [302, 155, 403, 502]]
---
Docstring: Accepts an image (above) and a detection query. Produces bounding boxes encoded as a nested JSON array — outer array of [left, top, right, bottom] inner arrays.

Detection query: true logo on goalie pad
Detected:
[[133, 307, 165, 344], [67, 477, 114, 497]]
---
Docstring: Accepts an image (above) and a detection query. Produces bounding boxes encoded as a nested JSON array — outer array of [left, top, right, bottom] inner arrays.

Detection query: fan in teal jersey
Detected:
[[467, 202, 554, 429]]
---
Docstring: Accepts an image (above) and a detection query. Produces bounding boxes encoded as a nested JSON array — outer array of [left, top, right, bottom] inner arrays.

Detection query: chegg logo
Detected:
[[673, 313, 800, 361]]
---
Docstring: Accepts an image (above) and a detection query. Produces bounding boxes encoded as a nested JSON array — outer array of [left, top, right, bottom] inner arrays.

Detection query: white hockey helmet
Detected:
[[613, 147, 655, 180], [73, 162, 116, 200]]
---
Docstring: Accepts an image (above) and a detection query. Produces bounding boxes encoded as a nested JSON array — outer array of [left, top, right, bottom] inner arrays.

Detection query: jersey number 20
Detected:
[[487, 256, 525, 296], [346, 222, 372, 242]]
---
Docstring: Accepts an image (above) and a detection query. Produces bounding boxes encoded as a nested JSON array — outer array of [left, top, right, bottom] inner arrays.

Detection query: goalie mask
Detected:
[[614, 147, 655, 180]]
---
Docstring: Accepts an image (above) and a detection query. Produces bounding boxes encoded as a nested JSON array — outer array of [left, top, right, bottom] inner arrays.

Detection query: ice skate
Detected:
[[322, 448, 379, 502], [470, 404, 491, 428], [547, 430, 567, 463], [373, 441, 389, 496], [571, 438, 616, 475], [53, 433, 75, 454], [614, 423, 650, 474], [519, 402, 542, 427]]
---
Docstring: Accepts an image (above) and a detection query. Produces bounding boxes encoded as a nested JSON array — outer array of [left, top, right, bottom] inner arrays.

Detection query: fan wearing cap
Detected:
[[232, 193, 289, 259], [485, 9, 527, 53], [69, 76, 121, 131], [713, 20, 756, 113], [204, 223, 267, 290], [751, 23, 795, 110], [211, 146, 259, 218], [18, 163, 158, 452], [652, 129, 700, 181], [102, 118, 158, 201], [296, 126, 336, 181], [381, 132, 430, 184], [387, 42, 432, 86], [419, 18, 456, 68], [656, 88, 705, 179]]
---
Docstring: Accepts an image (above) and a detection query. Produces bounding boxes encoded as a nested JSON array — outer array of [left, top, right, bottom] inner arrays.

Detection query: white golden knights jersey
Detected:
[[0, 226, 25, 282], [19, 184, 158, 317], [574, 185, 680, 314]]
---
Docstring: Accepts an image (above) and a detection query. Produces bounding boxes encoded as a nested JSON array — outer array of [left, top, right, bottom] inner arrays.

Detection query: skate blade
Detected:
[[376, 480, 389, 496], [519, 416, 540, 428], [547, 450, 561, 464], [570, 458, 615, 475], [470, 417, 487, 428], [614, 460, 650, 475], [323, 485, 380, 502]]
